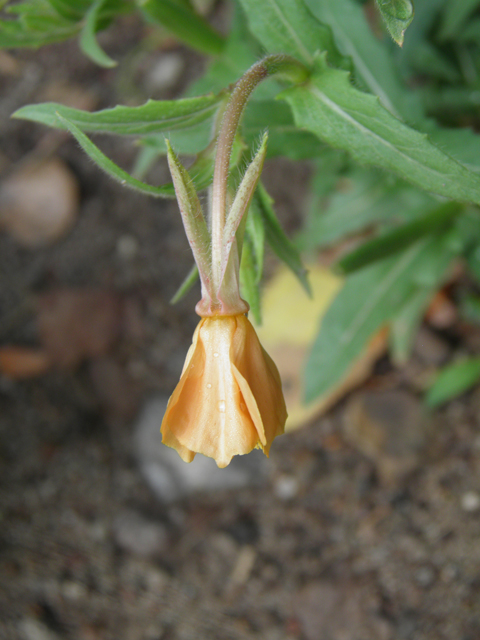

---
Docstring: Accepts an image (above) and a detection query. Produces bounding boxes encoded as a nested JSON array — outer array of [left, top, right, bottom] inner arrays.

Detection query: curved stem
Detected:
[[210, 55, 309, 293]]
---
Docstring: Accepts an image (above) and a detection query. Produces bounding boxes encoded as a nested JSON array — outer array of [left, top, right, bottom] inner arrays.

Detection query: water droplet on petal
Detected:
[[213, 352, 219, 358], [218, 400, 226, 413], [206, 383, 212, 389]]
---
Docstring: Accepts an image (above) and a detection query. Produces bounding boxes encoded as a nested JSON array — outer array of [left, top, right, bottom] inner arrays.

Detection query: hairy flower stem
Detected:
[[210, 55, 309, 298]]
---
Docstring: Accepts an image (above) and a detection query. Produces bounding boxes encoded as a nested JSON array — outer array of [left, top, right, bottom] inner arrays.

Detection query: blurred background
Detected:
[[1, 3, 480, 640]]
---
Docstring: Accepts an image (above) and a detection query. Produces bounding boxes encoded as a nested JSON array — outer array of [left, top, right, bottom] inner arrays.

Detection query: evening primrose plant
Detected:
[[5, 0, 480, 436]]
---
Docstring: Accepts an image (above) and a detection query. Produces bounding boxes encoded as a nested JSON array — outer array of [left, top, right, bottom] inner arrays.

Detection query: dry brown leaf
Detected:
[[0, 158, 79, 247], [37, 288, 123, 369], [0, 346, 51, 379]]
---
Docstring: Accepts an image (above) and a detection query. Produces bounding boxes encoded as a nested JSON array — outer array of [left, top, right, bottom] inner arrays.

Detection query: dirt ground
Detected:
[[1, 17, 480, 640]]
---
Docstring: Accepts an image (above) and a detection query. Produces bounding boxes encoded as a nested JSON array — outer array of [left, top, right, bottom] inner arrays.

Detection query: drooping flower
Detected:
[[161, 58, 304, 466], [161, 314, 286, 468]]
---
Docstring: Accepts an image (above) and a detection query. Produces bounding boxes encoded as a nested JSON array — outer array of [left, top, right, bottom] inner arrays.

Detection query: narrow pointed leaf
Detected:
[[256, 183, 311, 296], [305, 0, 422, 121], [238, 0, 350, 69], [240, 236, 262, 325], [426, 358, 480, 408], [170, 264, 199, 304], [138, 0, 224, 56], [13, 94, 223, 135], [375, 0, 414, 46], [79, 0, 117, 67], [245, 197, 265, 284], [166, 141, 212, 288], [305, 230, 462, 403], [281, 55, 480, 207], [55, 113, 177, 197], [390, 286, 434, 365], [337, 202, 463, 274], [220, 133, 268, 289]]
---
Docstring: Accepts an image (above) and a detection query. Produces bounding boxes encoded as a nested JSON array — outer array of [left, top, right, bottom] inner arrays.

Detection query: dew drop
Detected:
[[218, 400, 226, 413], [213, 352, 219, 358], [206, 383, 212, 389]]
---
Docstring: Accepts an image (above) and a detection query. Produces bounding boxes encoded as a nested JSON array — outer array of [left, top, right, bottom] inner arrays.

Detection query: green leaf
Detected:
[[240, 235, 262, 324], [13, 93, 224, 135], [79, 0, 117, 68], [428, 127, 480, 173], [166, 140, 212, 286], [375, 0, 414, 46], [238, 0, 350, 69], [299, 167, 435, 250], [243, 100, 323, 160], [255, 183, 311, 296], [406, 40, 460, 82], [221, 133, 267, 285], [304, 0, 422, 121], [55, 113, 177, 197], [305, 231, 460, 402], [188, 3, 261, 97], [439, 0, 480, 40], [460, 293, 480, 325], [337, 202, 463, 274], [138, 0, 224, 55], [280, 55, 480, 207], [426, 358, 480, 408], [468, 241, 480, 283], [245, 196, 265, 284], [47, 0, 90, 21], [170, 264, 199, 304], [390, 287, 433, 364], [0, 16, 79, 47]]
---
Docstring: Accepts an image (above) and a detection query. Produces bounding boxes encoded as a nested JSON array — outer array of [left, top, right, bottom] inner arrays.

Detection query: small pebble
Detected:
[[134, 396, 267, 502], [274, 474, 299, 500], [117, 234, 139, 260], [461, 491, 480, 512], [145, 53, 184, 92], [415, 566, 435, 588]]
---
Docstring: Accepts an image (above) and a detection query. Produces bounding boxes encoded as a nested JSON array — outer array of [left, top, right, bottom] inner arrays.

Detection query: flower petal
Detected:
[[161, 317, 260, 468], [232, 316, 287, 454]]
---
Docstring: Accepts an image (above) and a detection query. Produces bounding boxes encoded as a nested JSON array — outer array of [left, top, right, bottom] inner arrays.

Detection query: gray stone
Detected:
[[113, 509, 168, 557], [18, 619, 59, 640], [343, 390, 429, 484], [134, 396, 268, 502]]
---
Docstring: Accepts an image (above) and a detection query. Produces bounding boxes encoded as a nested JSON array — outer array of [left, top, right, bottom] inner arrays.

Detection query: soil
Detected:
[[1, 16, 480, 640]]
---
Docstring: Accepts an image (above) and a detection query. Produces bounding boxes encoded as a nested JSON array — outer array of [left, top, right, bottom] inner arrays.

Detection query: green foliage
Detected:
[[8, 0, 480, 407], [375, 0, 415, 46], [305, 228, 463, 402], [426, 358, 480, 407], [0, 0, 222, 57]]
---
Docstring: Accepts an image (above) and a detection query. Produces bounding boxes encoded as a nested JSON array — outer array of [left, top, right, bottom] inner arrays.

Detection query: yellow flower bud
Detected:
[[161, 314, 287, 468]]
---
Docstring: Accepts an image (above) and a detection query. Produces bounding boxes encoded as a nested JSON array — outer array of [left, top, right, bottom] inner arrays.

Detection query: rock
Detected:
[[116, 234, 139, 261], [18, 619, 59, 640], [273, 474, 299, 501], [134, 396, 268, 502], [113, 509, 168, 557], [0, 158, 79, 247], [343, 390, 429, 484], [145, 53, 184, 93], [461, 491, 480, 512], [294, 581, 392, 640], [37, 288, 122, 368]]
